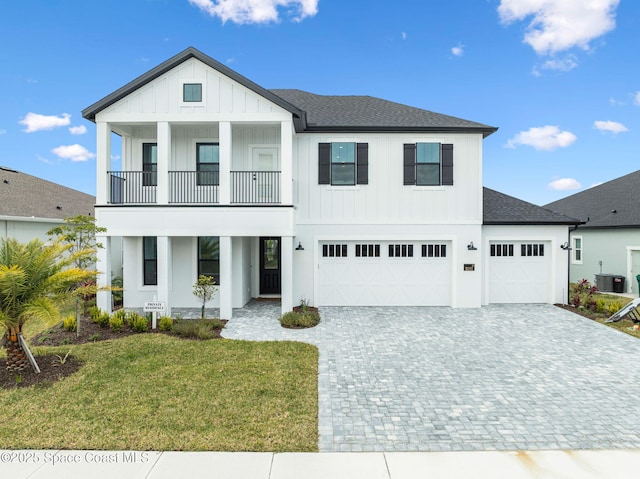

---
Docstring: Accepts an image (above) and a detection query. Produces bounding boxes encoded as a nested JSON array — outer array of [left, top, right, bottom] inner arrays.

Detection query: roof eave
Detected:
[[303, 126, 498, 137], [483, 220, 585, 226]]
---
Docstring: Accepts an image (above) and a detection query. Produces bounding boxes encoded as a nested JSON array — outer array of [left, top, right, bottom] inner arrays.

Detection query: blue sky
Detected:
[[0, 0, 637, 206]]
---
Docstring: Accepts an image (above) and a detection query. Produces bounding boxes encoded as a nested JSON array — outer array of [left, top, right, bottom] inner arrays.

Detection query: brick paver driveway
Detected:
[[223, 302, 640, 452]]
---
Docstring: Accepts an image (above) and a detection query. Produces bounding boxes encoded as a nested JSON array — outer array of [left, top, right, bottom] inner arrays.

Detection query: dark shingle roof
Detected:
[[483, 187, 581, 225], [82, 47, 497, 137], [270, 89, 497, 137], [544, 170, 640, 229], [0, 167, 95, 220]]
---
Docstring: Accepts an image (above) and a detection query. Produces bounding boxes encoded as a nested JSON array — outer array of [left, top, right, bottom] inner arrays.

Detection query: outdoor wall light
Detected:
[[295, 242, 304, 251], [467, 242, 477, 251], [560, 242, 571, 250]]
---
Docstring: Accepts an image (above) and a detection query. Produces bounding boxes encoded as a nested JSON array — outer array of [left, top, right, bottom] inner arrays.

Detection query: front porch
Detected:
[[95, 234, 294, 320]]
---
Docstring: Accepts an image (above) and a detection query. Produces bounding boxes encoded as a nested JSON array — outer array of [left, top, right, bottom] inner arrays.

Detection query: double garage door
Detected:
[[318, 241, 451, 306], [488, 241, 551, 303]]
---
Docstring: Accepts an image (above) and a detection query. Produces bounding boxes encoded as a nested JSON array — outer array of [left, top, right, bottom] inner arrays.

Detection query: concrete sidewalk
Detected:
[[4, 450, 640, 478]]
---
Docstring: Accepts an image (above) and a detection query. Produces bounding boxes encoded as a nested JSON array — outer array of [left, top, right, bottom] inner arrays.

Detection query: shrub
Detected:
[[279, 311, 320, 329], [88, 333, 101, 342], [63, 314, 77, 332], [89, 306, 101, 322], [130, 313, 149, 333], [158, 316, 173, 332], [608, 302, 622, 315], [97, 311, 111, 328], [594, 298, 607, 314], [109, 314, 124, 333], [570, 279, 598, 308], [172, 318, 224, 339], [112, 308, 127, 322]]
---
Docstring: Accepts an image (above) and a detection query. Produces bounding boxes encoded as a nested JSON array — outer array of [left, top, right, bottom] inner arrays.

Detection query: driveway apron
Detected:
[[223, 302, 640, 452]]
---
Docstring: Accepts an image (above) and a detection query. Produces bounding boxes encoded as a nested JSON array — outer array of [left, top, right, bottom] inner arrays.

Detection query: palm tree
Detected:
[[0, 237, 96, 372]]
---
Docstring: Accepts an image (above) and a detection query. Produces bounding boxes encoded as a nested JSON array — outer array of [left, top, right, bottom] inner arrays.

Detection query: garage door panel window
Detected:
[[422, 244, 447, 258], [490, 244, 514, 257], [521, 243, 544, 257], [355, 244, 380, 257], [389, 244, 413, 257], [322, 244, 348, 257]]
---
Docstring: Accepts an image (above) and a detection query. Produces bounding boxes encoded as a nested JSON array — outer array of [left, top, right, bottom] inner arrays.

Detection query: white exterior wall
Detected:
[[482, 225, 570, 305], [294, 133, 483, 224], [0, 217, 62, 243]]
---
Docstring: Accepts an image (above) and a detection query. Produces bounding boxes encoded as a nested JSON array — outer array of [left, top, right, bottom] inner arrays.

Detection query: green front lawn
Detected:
[[1, 335, 318, 451]]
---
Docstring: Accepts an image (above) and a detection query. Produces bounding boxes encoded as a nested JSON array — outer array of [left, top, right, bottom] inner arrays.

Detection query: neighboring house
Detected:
[[0, 166, 95, 242], [82, 47, 579, 318], [545, 170, 640, 295]]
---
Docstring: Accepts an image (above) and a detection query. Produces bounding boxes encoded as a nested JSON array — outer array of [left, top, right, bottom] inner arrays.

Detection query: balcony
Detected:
[[107, 170, 281, 205]]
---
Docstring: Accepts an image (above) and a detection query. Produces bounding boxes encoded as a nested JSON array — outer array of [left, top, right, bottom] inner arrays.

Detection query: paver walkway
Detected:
[[223, 302, 640, 452]]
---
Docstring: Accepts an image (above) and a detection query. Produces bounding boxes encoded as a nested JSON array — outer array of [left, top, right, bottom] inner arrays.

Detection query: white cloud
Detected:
[[609, 97, 624, 106], [549, 178, 582, 191], [69, 125, 87, 135], [0, 129, 6, 135], [401, 32, 407, 40], [634, 91, 640, 106], [451, 44, 464, 56], [594, 120, 628, 134], [498, 0, 619, 55], [589, 182, 603, 188], [505, 125, 577, 151], [19, 112, 71, 133], [110, 154, 121, 161], [539, 55, 577, 72], [189, 0, 318, 24], [52, 144, 95, 162]]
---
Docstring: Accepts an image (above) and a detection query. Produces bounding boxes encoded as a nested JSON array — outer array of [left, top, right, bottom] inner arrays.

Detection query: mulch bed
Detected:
[[554, 303, 603, 320], [0, 354, 82, 389]]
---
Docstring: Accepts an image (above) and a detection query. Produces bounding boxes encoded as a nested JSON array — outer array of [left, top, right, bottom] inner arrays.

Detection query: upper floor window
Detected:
[[183, 83, 202, 102], [403, 143, 453, 186], [143, 236, 157, 286], [572, 237, 582, 264], [198, 236, 220, 284], [318, 143, 368, 186], [197, 143, 219, 186], [142, 143, 157, 187]]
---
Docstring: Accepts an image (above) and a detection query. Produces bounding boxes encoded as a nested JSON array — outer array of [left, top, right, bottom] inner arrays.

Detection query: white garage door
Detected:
[[318, 241, 451, 306], [488, 242, 551, 303]]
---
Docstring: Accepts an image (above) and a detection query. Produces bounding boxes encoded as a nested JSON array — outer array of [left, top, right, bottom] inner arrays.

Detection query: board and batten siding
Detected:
[[293, 133, 483, 224], [95, 58, 291, 122]]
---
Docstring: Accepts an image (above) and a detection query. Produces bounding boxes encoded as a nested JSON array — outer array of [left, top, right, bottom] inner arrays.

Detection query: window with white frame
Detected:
[[572, 236, 583, 264]]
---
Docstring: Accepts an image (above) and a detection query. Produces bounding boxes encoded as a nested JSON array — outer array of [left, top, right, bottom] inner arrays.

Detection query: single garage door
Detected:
[[488, 241, 551, 303], [318, 241, 451, 306]]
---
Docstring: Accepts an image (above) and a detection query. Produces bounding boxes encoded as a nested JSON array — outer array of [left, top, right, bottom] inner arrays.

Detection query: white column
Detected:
[[157, 236, 172, 317], [96, 235, 112, 313], [281, 236, 293, 315], [219, 122, 231, 205], [157, 121, 171, 204], [280, 121, 293, 205], [219, 235, 233, 319], [96, 122, 111, 204]]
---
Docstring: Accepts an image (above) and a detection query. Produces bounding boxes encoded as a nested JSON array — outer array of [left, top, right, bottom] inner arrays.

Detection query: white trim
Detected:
[[626, 246, 640, 294], [180, 80, 206, 107], [0, 215, 66, 224], [572, 235, 583, 265]]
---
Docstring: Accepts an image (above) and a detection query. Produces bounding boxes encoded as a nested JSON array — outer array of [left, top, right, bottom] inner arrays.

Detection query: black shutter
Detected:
[[442, 143, 453, 186], [318, 143, 331, 184], [403, 144, 416, 185], [356, 143, 368, 185]]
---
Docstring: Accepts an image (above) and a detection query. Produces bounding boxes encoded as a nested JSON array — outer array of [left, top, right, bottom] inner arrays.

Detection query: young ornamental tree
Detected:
[[47, 214, 108, 334], [193, 275, 218, 320], [0, 237, 96, 372]]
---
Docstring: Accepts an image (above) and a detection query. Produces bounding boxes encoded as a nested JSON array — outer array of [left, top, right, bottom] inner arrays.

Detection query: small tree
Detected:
[[47, 215, 107, 335], [193, 275, 217, 320]]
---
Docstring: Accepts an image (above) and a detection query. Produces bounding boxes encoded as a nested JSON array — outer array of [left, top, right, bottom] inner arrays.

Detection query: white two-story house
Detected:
[[82, 47, 579, 318]]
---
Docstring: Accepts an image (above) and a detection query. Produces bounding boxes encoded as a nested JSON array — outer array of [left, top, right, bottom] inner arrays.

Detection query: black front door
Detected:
[[260, 237, 281, 294]]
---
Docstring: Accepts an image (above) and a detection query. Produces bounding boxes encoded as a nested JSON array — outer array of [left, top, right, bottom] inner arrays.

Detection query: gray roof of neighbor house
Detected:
[[483, 187, 582, 225], [544, 169, 640, 229], [0, 167, 95, 220], [82, 47, 497, 137]]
